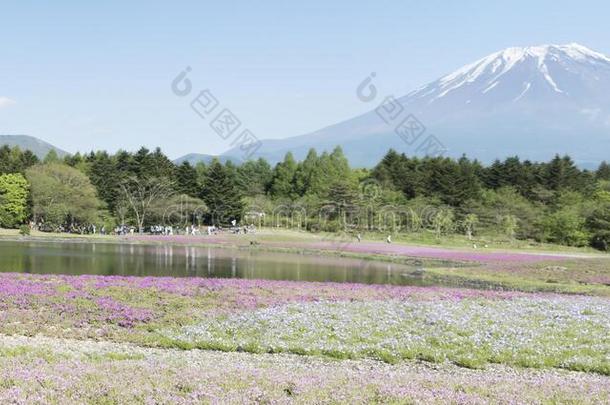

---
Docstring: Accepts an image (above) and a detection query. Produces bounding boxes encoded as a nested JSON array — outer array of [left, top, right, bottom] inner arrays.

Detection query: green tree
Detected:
[[593, 181, 610, 204], [501, 214, 518, 240], [236, 158, 272, 196], [43, 150, 60, 164], [596, 161, 610, 181], [132, 147, 175, 179], [26, 163, 102, 228], [293, 149, 320, 196], [150, 194, 207, 227], [545, 155, 582, 191], [541, 209, 589, 246], [201, 160, 244, 226], [20, 150, 39, 171], [64, 152, 85, 168], [462, 213, 479, 240], [119, 176, 175, 233], [587, 204, 610, 251], [471, 187, 541, 239], [115, 150, 138, 178], [0, 173, 29, 228], [176, 161, 200, 197], [324, 180, 359, 229], [0, 146, 39, 174], [270, 152, 297, 198], [87, 151, 120, 212], [432, 208, 454, 239], [371, 149, 404, 189]]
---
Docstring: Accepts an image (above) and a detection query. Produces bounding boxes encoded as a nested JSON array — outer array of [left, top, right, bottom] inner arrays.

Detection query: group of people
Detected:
[[355, 233, 392, 243], [27, 220, 262, 237], [114, 225, 135, 235], [149, 225, 175, 235], [30, 221, 103, 235], [145, 222, 258, 236]]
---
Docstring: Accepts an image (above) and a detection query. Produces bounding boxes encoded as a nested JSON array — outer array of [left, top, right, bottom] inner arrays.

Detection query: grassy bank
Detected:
[[1, 227, 605, 257]]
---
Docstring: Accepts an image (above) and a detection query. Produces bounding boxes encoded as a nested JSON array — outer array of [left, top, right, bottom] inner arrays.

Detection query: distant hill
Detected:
[[173, 153, 240, 165], [0, 135, 69, 159]]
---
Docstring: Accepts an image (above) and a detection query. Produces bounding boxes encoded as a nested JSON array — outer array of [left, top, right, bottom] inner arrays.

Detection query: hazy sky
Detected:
[[2, 0, 609, 158]]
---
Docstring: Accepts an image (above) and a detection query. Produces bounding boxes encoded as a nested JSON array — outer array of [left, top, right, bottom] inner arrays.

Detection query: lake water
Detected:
[[0, 240, 432, 286]]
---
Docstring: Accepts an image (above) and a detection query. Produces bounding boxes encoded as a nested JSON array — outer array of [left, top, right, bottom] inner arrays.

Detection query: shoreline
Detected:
[[1, 229, 607, 265]]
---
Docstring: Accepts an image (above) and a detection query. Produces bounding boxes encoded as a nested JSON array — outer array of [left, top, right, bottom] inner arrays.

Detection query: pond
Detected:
[[0, 240, 435, 286]]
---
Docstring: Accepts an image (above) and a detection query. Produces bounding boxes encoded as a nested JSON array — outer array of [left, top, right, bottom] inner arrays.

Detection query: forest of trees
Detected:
[[1, 143, 610, 250]]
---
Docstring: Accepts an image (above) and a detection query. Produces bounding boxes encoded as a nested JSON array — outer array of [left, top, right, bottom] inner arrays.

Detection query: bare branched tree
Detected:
[[119, 176, 175, 233]]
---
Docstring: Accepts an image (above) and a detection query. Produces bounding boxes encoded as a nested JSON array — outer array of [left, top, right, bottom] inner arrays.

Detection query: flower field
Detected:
[[0, 334, 608, 404], [0, 272, 523, 344], [0, 253, 609, 403], [179, 297, 610, 373]]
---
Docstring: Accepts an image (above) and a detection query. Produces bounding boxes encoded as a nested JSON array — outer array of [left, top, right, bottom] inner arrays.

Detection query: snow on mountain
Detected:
[[220, 44, 610, 167], [405, 43, 610, 108]]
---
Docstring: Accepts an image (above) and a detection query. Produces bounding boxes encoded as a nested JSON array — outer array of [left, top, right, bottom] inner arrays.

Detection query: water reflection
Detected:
[[0, 240, 434, 286]]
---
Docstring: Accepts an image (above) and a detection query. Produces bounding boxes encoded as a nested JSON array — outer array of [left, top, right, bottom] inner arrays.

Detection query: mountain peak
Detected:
[[414, 43, 610, 104], [496, 43, 610, 63], [222, 43, 610, 167]]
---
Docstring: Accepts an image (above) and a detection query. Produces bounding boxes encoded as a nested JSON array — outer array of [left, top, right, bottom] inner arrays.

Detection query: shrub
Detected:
[[586, 204, 610, 251]]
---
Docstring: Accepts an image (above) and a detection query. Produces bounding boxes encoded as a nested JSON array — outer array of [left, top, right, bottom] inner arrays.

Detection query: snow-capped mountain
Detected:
[[402, 43, 610, 116], [219, 43, 610, 167]]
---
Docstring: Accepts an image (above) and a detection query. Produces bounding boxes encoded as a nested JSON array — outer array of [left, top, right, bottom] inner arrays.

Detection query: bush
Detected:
[[586, 204, 610, 251], [18, 225, 30, 236], [541, 209, 589, 247], [590, 231, 610, 251]]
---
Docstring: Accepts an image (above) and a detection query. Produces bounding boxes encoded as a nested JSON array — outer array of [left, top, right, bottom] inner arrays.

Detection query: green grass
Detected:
[[2, 226, 606, 257], [419, 258, 610, 296]]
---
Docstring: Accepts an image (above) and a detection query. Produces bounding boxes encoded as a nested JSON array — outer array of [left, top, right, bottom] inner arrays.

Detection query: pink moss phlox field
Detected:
[[305, 242, 571, 264], [95, 297, 153, 328], [0, 272, 527, 333], [0, 272, 523, 302], [0, 274, 56, 297]]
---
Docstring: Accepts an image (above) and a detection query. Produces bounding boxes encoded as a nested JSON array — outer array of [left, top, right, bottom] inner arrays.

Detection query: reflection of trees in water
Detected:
[[2, 242, 433, 287]]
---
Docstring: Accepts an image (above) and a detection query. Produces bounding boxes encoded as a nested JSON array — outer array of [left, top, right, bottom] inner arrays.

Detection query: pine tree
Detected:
[[236, 158, 272, 196], [176, 161, 199, 197], [270, 152, 297, 198], [586, 204, 610, 251], [293, 149, 320, 196], [201, 160, 244, 226], [150, 147, 176, 179], [372, 149, 403, 188], [484, 159, 504, 189], [88, 151, 120, 211], [0, 146, 39, 174], [545, 155, 582, 190], [115, 150, 138, 179], [43, 150, 60, 164], [596, 161, 610, 181], [20, 150, 39, 172]]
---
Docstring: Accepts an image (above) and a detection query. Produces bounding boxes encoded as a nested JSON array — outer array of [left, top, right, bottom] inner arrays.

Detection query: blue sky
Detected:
[[1, 0, 609, 158]]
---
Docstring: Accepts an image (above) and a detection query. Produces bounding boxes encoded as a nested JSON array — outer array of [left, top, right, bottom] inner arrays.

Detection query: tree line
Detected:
[[0, 143, 609, 250]]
